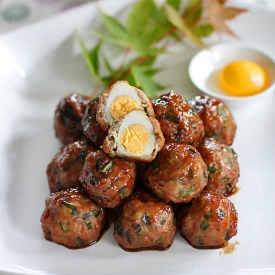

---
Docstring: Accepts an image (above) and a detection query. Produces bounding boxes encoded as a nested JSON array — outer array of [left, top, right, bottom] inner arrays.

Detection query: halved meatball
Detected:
[[102, 109, 165, 163], [40, 187, 106, 249], [96, 80, 155, 132], [54, 93, 92, 145], [152, 91, 205, 147], [82, 97, 107, 149], [188, 95, 236, 146], [79, 150, 136, 208], [46, 140, 96, 193], [178, 191, 238, 248], [197, 138, 240, 196], [113, 190, 177, 251]]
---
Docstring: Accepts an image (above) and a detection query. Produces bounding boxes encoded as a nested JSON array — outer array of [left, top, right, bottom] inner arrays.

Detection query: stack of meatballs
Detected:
[[41, 80, 239, 251]]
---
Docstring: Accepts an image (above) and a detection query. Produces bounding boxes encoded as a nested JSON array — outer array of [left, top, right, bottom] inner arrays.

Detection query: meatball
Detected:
[[82, 98, 107, 149], [178, 192, 238, 248], [54, 93, 92, 145], [197, 138, 240, 196], [188, 95, 236, 146], [142, 143, 208, 204], [46, 140, 96, 193], [113, 190, 177, 251], [40, 187, 106, 249], [102, 109, 165, 163], [79, 150, 136, 208], [152, 91, 205, 147], [96, 80, 155, 132]]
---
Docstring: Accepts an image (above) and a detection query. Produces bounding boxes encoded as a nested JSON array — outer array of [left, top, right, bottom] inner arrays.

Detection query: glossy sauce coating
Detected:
[[79, 150, 136, 208], [46, 141, 96, 193], [113, 190, 177, 251], [143, 143, 208, 203], [188, 95, 236, 146], [178, 192, 238, 248], [40, 187, 106, 249], [82, 98, 107, 149], [197, 138, 240, 196], [54, 93, 92, 145], [152, 91, 205, 147]]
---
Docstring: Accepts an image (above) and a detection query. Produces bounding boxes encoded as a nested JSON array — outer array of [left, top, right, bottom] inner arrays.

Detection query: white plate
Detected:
[[0, 1, 275, 275]]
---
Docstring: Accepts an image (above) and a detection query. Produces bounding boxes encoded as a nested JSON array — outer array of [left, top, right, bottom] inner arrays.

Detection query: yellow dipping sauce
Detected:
[[218, 60, 268, 96]]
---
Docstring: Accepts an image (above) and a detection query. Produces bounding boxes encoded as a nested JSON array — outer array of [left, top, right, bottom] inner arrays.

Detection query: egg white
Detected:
[[116, 110, 156, 157], [105, 82, 142, 126]]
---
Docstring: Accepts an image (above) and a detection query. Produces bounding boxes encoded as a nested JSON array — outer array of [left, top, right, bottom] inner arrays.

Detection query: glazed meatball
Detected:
[[197, 138, 240, 196], [188, 95, 236, 146], [143, 143, 208, 204], [54, 93, 92, 145], [178, 192, 238, 248], [46, 140, 96, 193], [152, 91, 205, 147], [40, 187, 106, 249], [79, 150, 136, 208], [113, 190, 177, 251], [82, 98, 107, 149]]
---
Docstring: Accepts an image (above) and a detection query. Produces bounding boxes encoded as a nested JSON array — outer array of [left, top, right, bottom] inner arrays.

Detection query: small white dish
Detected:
[[188, 42, 275, 104]]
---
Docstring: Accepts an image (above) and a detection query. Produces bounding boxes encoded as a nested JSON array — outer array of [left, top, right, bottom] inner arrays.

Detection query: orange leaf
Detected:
[[207, 0, 247, 37]]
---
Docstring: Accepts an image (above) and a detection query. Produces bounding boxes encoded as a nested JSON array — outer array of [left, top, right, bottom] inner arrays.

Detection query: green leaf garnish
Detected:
[[77, 0, 246, 97], [163, 3, 207, 48]]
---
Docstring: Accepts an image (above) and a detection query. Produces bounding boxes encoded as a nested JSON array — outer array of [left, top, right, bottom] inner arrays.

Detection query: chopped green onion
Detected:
[[119, 188, 128, 197], [86, 222, 92, 230], [59, 222, 68, 232], [114, 220, 124, 238], [208, 166, 217, 173], [187, 148, 197, 156], [134, 224, 143, 236], [217, 208, 225, 219], [96, 157, 103, 171], [75, 237, 85, 246], [100, 160, 113, 173], [164, 114, 180, 123], [200, 220, 209, 230], [82, 212, 92, 220], [220, 177, 230, 182], [61, 201, 79, 216], [224, 231, 230, 241], [141, 213, 150, 225]]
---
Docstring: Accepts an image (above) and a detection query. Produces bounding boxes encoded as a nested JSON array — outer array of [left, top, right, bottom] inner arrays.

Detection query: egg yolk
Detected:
[[218, 60, 267, 96], [120, 124, 149, 156], [110, 96, 140, 119]]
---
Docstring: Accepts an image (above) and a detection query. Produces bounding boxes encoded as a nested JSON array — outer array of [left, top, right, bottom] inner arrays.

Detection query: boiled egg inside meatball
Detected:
[[102, 109, 164, 162], [96, 80, 154, 131]]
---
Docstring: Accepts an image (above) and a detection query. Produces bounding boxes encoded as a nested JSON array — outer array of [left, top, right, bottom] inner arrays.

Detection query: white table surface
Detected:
[[0, 0, 274, 35]]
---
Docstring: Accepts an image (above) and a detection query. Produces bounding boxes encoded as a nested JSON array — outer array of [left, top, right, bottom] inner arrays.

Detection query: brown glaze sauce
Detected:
[[180, 233, 225, 250], [228, 186, 240, 197], [220, 241, 240, 254], [118, 243, 173, 252]]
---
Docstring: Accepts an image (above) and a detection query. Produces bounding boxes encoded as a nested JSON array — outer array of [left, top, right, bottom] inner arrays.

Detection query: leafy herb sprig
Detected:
[[77, 0, 246, 98]]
